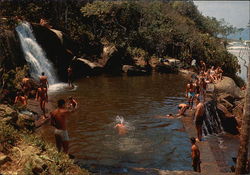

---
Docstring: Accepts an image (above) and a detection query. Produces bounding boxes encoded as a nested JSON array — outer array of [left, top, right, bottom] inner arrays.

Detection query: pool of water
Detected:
[[39, 73, 193, 171]]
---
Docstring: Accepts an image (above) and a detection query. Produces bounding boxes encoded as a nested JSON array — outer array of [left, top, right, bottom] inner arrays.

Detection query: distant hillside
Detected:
[[228, 28, 250, 40]]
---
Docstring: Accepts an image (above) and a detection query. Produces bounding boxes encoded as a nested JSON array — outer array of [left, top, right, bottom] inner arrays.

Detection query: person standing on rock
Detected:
[[190, 137, 201, 172], [194, 97, 205, 142], [22, 75, 30, 98], [50, 99, 71, 153], [39, 72, 49, 89], [36, 86, 48, 117], [186, 80, 196, 109], [67, 66, 74, 88]]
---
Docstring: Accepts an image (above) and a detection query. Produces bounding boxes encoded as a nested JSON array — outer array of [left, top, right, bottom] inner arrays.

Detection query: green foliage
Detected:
[[0, 118, 90, 175], [127, 47, 148, 59], [0, 121, 19, 146], [0, 0, 240, 77]]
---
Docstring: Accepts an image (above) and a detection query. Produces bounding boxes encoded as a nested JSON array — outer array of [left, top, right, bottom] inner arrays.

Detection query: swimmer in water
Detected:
[[115, 123, 127, 135], [166, 113, 175, 119], [67, 96, 78, 111], [176, 103, 190, 117]]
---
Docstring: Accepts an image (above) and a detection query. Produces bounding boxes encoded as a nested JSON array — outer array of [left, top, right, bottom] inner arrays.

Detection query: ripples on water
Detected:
[[39, 74, 193, 171]]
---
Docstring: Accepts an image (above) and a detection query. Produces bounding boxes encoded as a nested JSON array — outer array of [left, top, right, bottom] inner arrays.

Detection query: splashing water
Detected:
[[15, 22, 58, 85], [116, 115, 125, 124]]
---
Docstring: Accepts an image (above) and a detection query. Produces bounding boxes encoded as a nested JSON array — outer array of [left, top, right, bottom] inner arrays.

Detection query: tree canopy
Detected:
[[0, 0, 240, 77]]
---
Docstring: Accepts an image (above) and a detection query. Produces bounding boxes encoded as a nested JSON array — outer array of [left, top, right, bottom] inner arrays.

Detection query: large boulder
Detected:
[[104, 46, 132, 75], [214, 77, 241, 98], [72, 57, 103, 77], [31, 24, 75, 80], [122, 65, 149, 76], [17, 112, 35, 131], [155, 62, 178, 73], [0, 29, 26, 70], [0, 104, 18, 125]]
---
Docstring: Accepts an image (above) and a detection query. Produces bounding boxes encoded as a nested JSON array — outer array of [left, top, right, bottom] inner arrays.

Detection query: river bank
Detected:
[[0, 104, 90, 175]]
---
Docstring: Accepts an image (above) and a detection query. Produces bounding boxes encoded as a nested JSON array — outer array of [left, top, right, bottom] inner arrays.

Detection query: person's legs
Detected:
[[197, 161, 201, 172], [41, 100, 46, 115], [55, 134, 62, 152], [190, 96, 194, 109], [196, 124, 202, 141], [192, 159, 197, 171], [40, 100, 43, 112], [62, 141, 69, 153]]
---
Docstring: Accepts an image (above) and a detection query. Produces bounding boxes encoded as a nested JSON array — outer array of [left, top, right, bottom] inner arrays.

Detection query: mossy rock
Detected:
[[0, 104, 18, 124]]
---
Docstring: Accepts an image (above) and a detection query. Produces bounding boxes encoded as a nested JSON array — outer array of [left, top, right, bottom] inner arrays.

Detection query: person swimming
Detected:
[[176, 103, 190, 117], [67, 96, 78, 111], [115, 122, 127, 135]]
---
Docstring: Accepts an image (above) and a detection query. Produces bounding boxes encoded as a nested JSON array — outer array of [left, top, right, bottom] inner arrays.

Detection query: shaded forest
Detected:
[[0, 0, 240, 77]]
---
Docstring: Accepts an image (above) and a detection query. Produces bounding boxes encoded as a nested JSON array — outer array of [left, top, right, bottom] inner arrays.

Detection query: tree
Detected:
[[235, 39, 250, 174]]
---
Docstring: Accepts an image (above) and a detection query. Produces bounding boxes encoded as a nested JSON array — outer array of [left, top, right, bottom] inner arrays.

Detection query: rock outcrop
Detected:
[[0, 29, 26, 70], [31, 24, 75, 80], [214, 77, 242, 98], [72, 57, 103, 77], [122, 65, 149, 76], [0, 104, 35, 131]]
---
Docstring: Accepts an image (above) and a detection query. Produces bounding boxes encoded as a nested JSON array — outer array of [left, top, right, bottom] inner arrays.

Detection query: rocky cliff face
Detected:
[[0, 29, 26, 70], [31, 24, 74, 81]]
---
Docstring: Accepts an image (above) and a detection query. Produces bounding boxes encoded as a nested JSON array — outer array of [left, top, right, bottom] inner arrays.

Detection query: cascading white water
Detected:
[[15, 22, 58, 85], [202, 101, 224, 136]]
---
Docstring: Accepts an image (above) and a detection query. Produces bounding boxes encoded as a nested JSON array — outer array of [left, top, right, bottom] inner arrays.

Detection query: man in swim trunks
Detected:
[[190, 137, 201, 172], [36, 86, 48, 116], [176, 103, 189, 117], [50, 99, 71, 153], [194, 97, 205, 141], [39, 72, 49, 89], [186, 80, 196, 109]]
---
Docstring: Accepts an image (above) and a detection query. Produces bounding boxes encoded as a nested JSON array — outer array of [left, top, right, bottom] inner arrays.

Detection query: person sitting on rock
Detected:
[[14, 91, 27, 107]]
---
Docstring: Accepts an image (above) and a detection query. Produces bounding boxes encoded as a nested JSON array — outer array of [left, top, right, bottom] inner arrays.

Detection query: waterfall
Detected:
[[202, 101, 224, 136], [15, 22, 58, 85]]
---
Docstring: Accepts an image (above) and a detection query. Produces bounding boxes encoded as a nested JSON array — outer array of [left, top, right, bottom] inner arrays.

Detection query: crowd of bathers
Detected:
[[14, 71, 77, 118], [186, 60, 223, 109]]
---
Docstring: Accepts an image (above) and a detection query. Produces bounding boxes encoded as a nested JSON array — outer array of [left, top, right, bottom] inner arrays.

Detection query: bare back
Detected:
[[191, 144, 200, 159], [195, 102, 205, 118], [51, 108, 69, 130], [40, 76, 48, 87]]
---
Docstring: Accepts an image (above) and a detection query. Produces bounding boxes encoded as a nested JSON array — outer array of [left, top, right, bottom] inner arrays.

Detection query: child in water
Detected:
[[114, 116, 128, 135], [115, 123, 127, 135], [67, 96, 78, 111]]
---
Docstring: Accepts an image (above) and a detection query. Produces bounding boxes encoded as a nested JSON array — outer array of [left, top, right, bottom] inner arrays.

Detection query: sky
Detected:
[[194, 1, 250, 28]]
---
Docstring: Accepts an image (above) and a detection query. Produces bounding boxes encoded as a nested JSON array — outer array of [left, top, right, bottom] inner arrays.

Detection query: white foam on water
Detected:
[[16, 21, 58, 85], [48, 83, 78, 93]]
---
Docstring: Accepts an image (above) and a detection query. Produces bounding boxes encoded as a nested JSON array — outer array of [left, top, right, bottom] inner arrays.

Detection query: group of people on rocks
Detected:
[[14, 65, 78, 155], [176, 60, 224, 173]]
